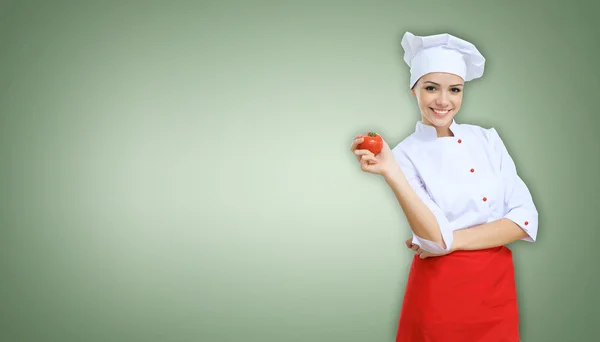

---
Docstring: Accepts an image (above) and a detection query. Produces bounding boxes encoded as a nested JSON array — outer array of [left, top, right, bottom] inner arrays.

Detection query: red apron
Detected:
[[396, 246, 520, 342]]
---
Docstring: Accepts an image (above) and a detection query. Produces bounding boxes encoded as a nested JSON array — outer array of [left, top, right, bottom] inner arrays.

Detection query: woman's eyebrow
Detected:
[[423, 81, 464, 87]]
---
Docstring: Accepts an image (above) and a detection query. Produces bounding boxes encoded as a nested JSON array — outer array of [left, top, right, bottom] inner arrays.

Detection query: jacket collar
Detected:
[[414, 119, 461, 140]]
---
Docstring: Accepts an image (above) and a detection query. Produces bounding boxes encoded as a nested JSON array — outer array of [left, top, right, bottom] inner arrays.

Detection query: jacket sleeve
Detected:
[[393, 145, 454, 254], [489, 128, 539, 242]]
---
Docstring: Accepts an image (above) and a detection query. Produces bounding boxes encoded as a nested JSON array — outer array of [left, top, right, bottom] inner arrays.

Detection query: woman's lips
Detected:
[[431, 108, 451, 117]]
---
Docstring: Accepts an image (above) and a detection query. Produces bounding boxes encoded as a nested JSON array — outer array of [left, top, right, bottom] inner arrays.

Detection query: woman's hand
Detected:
[[350, 133, 398, 177], [405, 238, 452, 259]]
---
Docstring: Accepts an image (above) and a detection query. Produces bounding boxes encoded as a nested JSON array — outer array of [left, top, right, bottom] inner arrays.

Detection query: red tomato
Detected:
[[357, 131, 383, 155]]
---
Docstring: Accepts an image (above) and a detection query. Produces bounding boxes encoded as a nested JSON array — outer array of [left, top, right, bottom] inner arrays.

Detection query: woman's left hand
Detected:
[[405, 238, 450, 259]]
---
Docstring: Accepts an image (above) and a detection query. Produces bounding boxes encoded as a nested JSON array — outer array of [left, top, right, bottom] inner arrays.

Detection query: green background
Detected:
[[1, 1, 598, 341]]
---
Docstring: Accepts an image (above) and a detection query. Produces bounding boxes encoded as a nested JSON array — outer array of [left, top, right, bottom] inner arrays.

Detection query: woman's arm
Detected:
[[433, 127, 538, 254], [489, 128, 538, 243], [451, 218, 528, 251], [352, 136, 454, 254], [382, 163, 448, 249]]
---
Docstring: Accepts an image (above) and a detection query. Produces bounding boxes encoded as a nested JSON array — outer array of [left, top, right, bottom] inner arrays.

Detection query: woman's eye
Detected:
[[426, 86, 435, 91], [451, 88, 462, 93]]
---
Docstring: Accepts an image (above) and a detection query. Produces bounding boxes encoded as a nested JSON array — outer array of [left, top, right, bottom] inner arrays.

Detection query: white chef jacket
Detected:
[[391, 119, 538, 254]]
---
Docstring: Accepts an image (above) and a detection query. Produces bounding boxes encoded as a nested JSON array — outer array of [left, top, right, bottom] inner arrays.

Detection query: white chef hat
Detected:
[[401, 31, 486, 89]]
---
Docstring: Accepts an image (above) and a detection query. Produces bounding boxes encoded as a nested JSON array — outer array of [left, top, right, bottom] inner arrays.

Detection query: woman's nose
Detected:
[[435, 93, 449, 107]]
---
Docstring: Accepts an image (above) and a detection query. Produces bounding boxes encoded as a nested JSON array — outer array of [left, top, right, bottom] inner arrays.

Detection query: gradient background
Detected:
[[1, 1, 598, 341]]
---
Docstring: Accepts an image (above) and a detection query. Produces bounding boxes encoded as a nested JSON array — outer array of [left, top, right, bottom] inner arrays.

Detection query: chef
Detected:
[[350, 31, 539, 341]]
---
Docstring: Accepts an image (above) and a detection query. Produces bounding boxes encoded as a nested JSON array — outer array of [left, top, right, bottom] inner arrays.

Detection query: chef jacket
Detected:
[[391, 119, 538, 254]]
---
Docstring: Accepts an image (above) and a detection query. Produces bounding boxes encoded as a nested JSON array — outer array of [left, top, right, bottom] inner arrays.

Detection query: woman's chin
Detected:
[[427, 115, 453, 127]]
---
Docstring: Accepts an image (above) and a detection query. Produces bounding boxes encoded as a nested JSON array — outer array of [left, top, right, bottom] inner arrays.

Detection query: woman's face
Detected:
[[411, 72, 464, 136]]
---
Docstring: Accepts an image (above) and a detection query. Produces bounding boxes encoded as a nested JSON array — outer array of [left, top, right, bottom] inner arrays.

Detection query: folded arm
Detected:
[[453, 128, 539, 251], [452, 218, 527, 251]]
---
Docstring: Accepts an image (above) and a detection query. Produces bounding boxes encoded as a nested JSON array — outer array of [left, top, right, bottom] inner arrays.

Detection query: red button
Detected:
[[524, 221, 529, 226], [458, 139, 462, 143], [482, 197, 487, 202], [470, 168, 475, 173]]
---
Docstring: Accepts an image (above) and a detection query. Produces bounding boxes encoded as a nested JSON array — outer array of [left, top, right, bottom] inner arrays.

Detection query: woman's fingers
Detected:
[[355, 149, 376, 164], [419, 250, 432, 259], [350, 136, 364, 151], [359, 153, 377, 163], [360, 155, 378, 171], [416, 247, 430, 259], [354, 149, 374, 157], [408, 240, 433, 259], [350, 136, 366, 161]]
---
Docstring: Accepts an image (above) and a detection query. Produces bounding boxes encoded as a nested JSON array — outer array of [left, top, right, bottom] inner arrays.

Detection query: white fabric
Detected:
[[401, 32, 486, 89], [391, 120, 538, 254]]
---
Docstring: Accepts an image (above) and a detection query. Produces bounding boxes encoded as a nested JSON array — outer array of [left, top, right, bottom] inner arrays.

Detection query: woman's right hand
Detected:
[[350, 133, 398, 177]]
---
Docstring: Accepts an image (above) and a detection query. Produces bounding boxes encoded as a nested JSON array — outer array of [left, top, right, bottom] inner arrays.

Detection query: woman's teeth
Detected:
[[432, 108, 450, 115]]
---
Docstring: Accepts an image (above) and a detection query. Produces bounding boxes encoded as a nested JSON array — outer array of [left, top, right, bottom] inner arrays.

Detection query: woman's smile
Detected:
[[431, 108, 452, 117]]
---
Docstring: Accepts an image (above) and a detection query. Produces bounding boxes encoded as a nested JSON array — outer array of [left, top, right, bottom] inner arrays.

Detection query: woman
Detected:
[[350, 32, 538, 341]]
